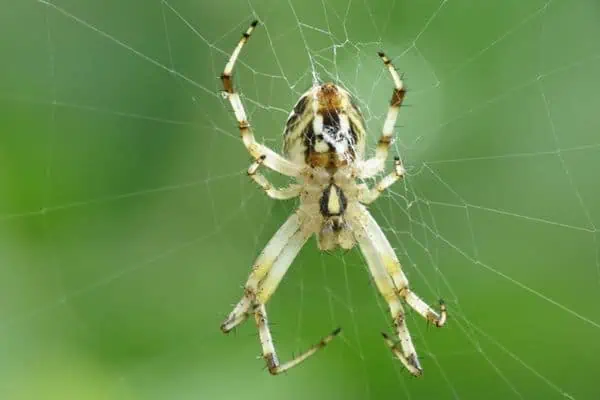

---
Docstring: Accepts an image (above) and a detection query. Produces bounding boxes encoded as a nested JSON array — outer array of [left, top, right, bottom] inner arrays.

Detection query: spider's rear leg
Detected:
[[381, 332, 422, 377], [221, 213, 303, 333], [382, 298, 423, 376], [360, 207, 448, 327], [221, 213, 342, 374], [255, 304, 341, 375], [350, 207, 422, 376]]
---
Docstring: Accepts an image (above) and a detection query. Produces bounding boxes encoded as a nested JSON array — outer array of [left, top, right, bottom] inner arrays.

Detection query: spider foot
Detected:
[[381, 332, 423, 377], [393, 156, 405, 176], [220, 296, 254, 333], [426, 299, 447, 328], [220, 314, 246, 334]]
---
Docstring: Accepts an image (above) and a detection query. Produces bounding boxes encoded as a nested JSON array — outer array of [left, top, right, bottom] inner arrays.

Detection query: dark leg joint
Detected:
[[220, 73, 233, 93], [265, 353, 279, 375], [377, 51, 391, 64], [378, 136, 392, 146], [393, 312, 405, 327], [391, 88, 406, 107]]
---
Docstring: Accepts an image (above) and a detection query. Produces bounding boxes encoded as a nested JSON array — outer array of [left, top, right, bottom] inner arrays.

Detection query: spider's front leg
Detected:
[[248, 155, 302, 200], [360, 207, 447, 327], [221, 20, 301, 178], [358, 156, 405, 204], [359, 52, 406, 179]]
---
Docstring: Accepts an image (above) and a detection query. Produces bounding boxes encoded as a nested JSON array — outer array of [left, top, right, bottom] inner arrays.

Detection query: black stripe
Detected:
[[284, 95, 309, 136], [302, 123, 316, 162], [322, 110, 340, 130], [294, 95, 309, 115], [319, 184, 348, 217]]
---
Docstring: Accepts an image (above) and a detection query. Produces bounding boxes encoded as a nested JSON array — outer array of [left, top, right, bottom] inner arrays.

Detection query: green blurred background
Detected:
[[1, 0, 600, 399]]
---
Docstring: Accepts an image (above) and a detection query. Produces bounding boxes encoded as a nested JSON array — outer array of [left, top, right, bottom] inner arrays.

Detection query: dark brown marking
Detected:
[[302, 122, 316, 163], [407, 354, 423, 376], [396, 287, 408, 298], [220, 73, 233, 94], [322, 110, 340, 130], [378, 136, 393, 145], [247, 155, 266, 176], [378, 51, 391, 64], [331, 217, 343, 232], [294, 95, 309, 115], [307, 152, 329, 167], [284, 95, 309, 136], [318, 83, 341, 110], [426, 312, 438, 324], [265, 353, 279, 375], [348, 122, 358, 150], [394, 312, 405, 327], [239, 120, 250, 129], [391, 88, 406, 107]]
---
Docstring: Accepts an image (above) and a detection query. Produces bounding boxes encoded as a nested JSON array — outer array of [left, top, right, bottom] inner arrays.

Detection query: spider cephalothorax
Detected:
[[219, 20, 446, 377]]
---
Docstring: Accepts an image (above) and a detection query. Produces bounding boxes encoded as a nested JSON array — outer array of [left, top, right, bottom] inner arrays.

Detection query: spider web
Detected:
[[1, 0, 600, 399]]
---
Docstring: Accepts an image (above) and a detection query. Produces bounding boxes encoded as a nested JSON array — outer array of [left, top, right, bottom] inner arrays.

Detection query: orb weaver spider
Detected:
[[220, 20, 446, 377]]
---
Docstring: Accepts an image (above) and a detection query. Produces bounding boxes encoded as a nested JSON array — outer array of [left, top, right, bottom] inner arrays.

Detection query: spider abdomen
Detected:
[[283, 83, 366, 169]]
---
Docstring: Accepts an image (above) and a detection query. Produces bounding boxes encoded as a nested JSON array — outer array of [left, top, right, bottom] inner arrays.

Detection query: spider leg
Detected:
[[221, 213, 302, 332], [255, 304, 341, 375], [221, 21, 302, 177], [248, 155, 302, 200], [360, 206, 447, 327], [349, 205, 422, 376], [358, 156, 405, 204], [359, 52, 406, 179], [254, 225, 341, 375], [221, 213, 340, 374]]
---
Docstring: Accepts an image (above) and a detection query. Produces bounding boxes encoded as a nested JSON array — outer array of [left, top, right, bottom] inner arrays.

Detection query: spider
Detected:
[[220, 20, 447, 377]]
